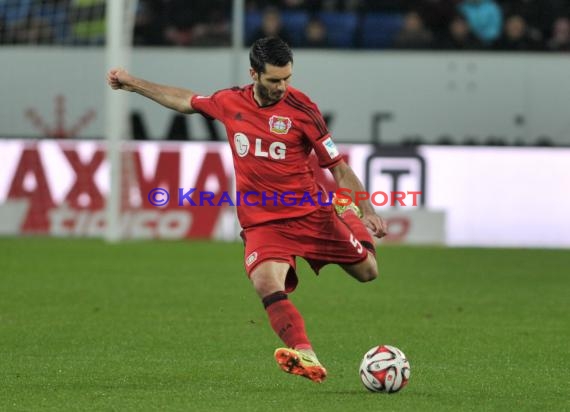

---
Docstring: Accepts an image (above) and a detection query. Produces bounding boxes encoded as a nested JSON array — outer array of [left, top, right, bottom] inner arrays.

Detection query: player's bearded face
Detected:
[[254, 63, 292, 105], [256, 81, 281, 104]]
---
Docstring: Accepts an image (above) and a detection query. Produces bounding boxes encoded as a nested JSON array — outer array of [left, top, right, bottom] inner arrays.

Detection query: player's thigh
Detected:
[[250, 260, 292, 297]]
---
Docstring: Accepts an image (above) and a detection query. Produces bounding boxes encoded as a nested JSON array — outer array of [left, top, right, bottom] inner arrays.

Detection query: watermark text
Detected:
[[147, 188, 421, 207]]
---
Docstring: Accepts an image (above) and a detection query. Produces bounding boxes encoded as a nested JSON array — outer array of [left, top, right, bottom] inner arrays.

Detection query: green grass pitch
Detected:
[[1, 238, 569, 411]]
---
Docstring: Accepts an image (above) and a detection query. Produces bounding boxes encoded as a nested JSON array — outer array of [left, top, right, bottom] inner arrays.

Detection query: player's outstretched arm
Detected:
[[330, 161, 388, 238], [106, 68, 198, 114]]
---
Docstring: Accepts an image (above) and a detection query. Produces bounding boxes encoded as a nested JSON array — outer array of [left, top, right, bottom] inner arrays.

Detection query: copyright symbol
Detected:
[[148, 188, 170, 206]]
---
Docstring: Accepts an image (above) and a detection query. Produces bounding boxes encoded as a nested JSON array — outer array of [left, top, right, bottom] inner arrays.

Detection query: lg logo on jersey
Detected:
[[234, 133, 286, 160]]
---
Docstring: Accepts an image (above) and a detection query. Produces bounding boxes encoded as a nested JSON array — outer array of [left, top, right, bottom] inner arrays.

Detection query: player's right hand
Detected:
[[363, 213, 388, 239], [107, 68, 133, 91]]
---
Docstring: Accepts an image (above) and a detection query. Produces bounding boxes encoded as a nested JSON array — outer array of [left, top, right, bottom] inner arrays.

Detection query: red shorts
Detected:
[[240, 205, 370, 292]]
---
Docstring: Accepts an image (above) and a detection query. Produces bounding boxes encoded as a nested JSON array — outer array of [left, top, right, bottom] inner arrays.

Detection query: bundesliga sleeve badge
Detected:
[[322, 137, 339, 159]]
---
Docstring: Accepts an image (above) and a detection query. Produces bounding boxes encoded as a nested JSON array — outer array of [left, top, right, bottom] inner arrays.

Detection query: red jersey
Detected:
[[191, 84, 342, 228]]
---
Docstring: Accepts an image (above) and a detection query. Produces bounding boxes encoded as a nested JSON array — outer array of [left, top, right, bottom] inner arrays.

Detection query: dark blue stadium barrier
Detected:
[[318, 11, 359, 48], [360, 13, 404, 49]]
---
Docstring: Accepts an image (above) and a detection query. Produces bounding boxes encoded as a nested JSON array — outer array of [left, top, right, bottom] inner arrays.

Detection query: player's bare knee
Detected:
[[365, 265, 379, 282], [251, 275, 277, 297], [359, 256, 379, 282], [250, 262, 289, 298], [356, 266, 377, 283]]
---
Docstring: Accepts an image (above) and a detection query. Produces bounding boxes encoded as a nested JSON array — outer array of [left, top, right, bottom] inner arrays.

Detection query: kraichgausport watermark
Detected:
[[147, 188, 422, 207]]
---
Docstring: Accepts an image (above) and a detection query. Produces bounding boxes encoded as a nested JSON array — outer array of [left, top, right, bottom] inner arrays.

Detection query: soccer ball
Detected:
[[359, 345, 410, 393]]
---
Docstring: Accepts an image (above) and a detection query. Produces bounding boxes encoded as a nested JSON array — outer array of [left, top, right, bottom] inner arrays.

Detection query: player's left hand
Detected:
[[362, 213, 388, 238]]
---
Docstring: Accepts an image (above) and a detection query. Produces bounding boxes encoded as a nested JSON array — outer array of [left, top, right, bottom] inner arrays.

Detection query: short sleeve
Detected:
[[311, 133, 342, 169], [300, 105, 342, 169], [191, 91, 225, 120]]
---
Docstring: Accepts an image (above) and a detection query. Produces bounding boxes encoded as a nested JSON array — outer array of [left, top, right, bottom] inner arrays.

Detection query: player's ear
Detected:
[[249, 68, 258, 81]]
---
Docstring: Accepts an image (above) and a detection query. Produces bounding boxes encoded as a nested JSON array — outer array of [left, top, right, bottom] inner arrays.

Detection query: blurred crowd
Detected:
[[0, 0, 569, 51]]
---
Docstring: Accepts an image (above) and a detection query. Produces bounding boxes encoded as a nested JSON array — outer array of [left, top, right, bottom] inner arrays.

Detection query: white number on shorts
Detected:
[[350, 233, 363, 254]]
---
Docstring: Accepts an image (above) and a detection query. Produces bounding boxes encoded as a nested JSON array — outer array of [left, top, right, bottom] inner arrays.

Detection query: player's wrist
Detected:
[[359, 203, 376, 217], [127, 76, 142, 92]]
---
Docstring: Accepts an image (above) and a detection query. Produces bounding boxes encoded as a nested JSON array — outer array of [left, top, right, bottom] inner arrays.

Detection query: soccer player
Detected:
[[107, 37, 387, 383]]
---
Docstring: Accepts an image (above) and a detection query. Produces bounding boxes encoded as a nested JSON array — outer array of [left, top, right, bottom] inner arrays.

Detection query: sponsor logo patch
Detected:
[[234, 133, 250, 157]]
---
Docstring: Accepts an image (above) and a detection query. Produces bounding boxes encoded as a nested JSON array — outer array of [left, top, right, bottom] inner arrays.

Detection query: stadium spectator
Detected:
[[494, 14, 543, 51], [500, 0, 569, 42], [299, 16, 330, 48], [156, 0, 231, 47], [458, 0, 502, 45], [547, 17, 570, 51], [33, 0, 70, 44], [0, 0, 33, 39], [248, 7, 292, 45], [3, 14, 54, 44], [0, 0, 66, 44], [161, 0, 196, 46], [190, 1, 231, 46], [133, 0, 166, 46], [4, 0, 570, 52], [412, 0, 460, 38], [438, 14, 483, 49], [393, 11, 434, 49], [107, 37, 386, 384], [500, 0, 540, 28]]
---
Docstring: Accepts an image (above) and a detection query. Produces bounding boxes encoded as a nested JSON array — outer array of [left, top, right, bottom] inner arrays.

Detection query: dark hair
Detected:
[[249, 37, 293, 74]]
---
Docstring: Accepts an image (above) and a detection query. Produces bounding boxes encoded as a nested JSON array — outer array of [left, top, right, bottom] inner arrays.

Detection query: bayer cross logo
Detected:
[[269, 115, 292, 134], [25, 95, 95, 138], [234, 133, 250, 157]]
